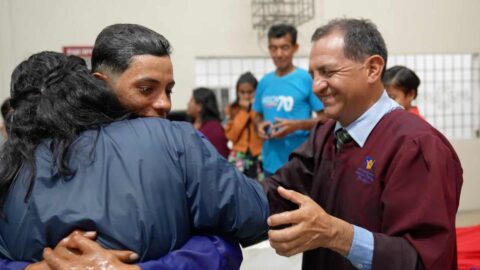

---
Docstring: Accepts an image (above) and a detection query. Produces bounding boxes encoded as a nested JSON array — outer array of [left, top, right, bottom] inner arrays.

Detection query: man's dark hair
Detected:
[[311, 18, 388, 75], [383, 65, 421, 98], [0, 51, 130, 211], [92, 24, 172, 74], [268, 24, 297, 44], [192, 87, 221, 122]]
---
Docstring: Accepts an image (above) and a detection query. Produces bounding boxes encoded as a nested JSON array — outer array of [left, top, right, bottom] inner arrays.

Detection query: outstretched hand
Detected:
[[267, 186, 354, 257]]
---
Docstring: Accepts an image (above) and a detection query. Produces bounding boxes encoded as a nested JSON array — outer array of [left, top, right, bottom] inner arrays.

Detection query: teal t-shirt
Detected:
[[253, 67, 323, 174]]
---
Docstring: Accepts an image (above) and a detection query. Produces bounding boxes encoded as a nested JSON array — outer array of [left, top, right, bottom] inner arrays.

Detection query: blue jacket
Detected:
[[0, 118, 268, 261]]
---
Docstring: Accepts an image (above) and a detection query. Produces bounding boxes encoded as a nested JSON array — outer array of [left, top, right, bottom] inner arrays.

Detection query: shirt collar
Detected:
[[335, 91, 401, 147]]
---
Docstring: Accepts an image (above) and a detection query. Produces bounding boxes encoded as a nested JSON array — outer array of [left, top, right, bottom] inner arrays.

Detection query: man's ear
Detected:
[[93, 72, 109, 82], [365, 55, 384, 84], [93, 72, 115, 90], [293, 43, 300, 53]]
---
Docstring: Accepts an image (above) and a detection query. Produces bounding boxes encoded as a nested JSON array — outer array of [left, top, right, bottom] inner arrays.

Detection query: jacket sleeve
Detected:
[[175, 122, 269, 246], [372, 135, 462, 270], [0, 236, 242, 270], [0, 259, 28, 270], [225, 109, 251, 143], [139, 235, 242, 270], [262, 123, 319, 216]]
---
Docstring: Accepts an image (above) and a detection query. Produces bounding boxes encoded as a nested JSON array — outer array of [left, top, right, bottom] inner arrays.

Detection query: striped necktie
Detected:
[[335, 128, 353, 152]]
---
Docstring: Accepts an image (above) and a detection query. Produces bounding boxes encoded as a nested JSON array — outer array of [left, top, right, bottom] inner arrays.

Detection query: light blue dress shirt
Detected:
[[335, 91, 400, 270]]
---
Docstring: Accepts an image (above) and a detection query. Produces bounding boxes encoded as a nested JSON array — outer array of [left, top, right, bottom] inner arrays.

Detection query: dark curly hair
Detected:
[[0, 51, 131, 211]]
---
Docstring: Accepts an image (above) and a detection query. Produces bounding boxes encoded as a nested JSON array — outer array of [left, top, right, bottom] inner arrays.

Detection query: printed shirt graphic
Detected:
[[253, 68, 324, 173]]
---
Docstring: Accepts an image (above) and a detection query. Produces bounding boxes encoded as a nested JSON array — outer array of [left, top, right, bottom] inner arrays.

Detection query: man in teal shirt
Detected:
[[253, 24, 326, 175]]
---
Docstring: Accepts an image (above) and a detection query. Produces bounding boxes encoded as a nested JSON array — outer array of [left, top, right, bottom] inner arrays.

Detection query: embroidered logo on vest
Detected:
[[355, 156, 375, 184]]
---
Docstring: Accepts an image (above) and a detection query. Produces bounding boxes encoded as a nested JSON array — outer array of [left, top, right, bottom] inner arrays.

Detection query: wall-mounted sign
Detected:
[[63, 46, 93, 69], [63, 46, 93, 57]]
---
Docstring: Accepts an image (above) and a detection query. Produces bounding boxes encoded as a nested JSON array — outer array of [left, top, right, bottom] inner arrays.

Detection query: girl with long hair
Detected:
[[225, 72, 263, 180]]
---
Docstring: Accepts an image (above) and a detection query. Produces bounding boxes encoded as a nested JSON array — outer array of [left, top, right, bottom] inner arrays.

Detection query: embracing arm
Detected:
[[2, 231, 242, 270], [179, 123, 269, 246], [138, 235, 242, 270], [0, 259, 29, 270], [29, 233, 242, 270], [2, 236, 242, 268], [262, 121, 321, 213]]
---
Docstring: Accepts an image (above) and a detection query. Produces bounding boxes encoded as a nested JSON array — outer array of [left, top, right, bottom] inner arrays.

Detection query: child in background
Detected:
[[187, 87, 230, 158], [383, 65, 422, 117], [225, 72, 263, 180]]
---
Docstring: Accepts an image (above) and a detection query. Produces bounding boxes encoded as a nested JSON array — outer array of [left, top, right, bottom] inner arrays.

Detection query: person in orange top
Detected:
[[225, 72, 264, 180], [382, 65, 423, 118]]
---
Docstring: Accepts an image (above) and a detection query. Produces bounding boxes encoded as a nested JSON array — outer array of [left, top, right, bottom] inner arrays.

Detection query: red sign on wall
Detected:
[[62, 46, 93, 57], [63, 46, 94, 68]]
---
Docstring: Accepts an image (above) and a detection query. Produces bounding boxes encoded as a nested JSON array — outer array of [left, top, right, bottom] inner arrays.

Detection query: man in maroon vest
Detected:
[[264, 18, 462, 270]]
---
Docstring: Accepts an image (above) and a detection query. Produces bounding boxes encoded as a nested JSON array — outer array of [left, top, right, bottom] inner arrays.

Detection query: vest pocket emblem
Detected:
[[355, 156, 375, 184]]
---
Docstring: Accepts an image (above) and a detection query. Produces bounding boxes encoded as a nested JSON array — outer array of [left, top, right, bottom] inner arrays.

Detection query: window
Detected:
[[196, 54, 480, 139]]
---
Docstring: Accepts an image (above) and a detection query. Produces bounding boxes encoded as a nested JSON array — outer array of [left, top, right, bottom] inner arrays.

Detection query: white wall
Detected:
[[0, 0, 281, 109], [450, 139, 480, 212], [323, 0, 480, 54], [2, 0, 480, 109], [0, 0, 13, 99]]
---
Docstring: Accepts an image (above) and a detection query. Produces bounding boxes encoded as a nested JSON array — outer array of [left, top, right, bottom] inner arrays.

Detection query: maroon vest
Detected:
[[265, 109, 462, 270]]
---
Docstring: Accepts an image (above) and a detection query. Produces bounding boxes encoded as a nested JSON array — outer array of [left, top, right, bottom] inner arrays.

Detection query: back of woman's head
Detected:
[[0, 51, 129, 211], [192, 87, 220, 122], [382, 66, 421, 98], [9, 52, 128, 141]]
